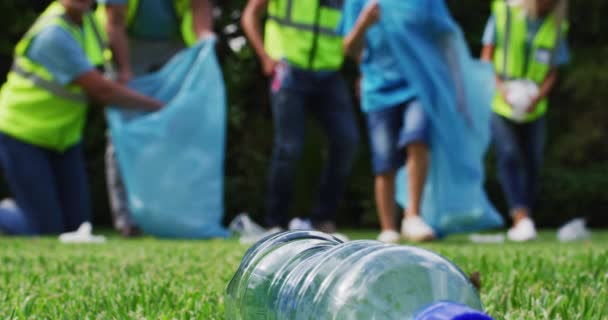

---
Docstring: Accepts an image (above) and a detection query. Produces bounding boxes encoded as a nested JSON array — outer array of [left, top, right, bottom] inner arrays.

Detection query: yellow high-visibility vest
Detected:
[[265, 0, 344, 71], [0, 2, 111, 151]]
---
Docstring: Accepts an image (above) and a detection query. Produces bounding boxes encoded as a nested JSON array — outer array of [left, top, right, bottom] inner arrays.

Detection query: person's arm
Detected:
[[192, 0, 215, 39], [105, 4, 132, 84], [480, 15, 513, 108], [74, 70, 162, 111], [481, 44, 507, 92], [25, 24, 159, 110], [481, 44, 510, 107], [480, 44, 494, 62], [241, 0, 276, 76], [527, 69, 558, 113], [343, 1, 379, 59]]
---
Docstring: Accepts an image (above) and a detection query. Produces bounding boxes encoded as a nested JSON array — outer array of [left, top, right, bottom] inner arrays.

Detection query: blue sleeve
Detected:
[[553, 35, 570, 66], [337, 0, 365, 36], [26, 26, 95, 85], [482, 15, 496, 45], [96, 0, 127, 4]]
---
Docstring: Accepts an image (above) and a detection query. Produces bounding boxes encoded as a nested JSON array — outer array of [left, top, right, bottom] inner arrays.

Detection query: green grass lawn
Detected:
[[1, 231, 607, 319]]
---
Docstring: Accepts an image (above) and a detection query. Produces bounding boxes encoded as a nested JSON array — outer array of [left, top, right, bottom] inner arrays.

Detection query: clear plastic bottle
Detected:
[[225, 231, 494, 320]]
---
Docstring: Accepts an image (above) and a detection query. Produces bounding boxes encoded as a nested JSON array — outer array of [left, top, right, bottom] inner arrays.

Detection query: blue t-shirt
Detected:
[[482, 15, 570, 67], [26, 25, 94, 85], [338, 0, 416, 113], [97, 0, 181, 40]]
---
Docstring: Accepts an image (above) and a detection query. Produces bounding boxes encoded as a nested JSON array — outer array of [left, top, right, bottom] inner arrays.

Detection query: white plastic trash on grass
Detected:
[[229, 214, 350, 244], [288, 217, 314, 231], [229, 213, 268, 245], [59, 222, 106, 244], [288, 217, 350, 242], [469, 233, 505, 244], [225, 231, 493, 319], [557, 218, 591, 242]]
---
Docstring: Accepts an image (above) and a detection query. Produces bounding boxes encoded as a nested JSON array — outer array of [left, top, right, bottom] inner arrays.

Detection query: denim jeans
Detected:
[[266, 65, 359, 228], [491, 114, 546, 214], [0, 133, 90, 235], [365, 99, 430, 174]]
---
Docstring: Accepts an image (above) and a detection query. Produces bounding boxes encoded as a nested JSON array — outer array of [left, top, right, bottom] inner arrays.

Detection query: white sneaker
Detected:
[[401, 216, 435, 242], [59, 222, 106, 244], [0, 198, 18, 211], [507, 217, 537, 242], [377, 230, 400, 244], [240, 226, 284, 245], [288, 217, 314, 231], [0, 199, 18, 235]]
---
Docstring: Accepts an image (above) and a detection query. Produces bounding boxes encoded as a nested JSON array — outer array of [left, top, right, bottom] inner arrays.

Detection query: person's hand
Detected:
[[526, 95, 541, 114], [361, 1, 380, 27], [498, 83, 513, 109], [261, 54, 279, 76], [197, 29, 216, 40], [149, 100, 164, 111], [117, 69, 132, 85]]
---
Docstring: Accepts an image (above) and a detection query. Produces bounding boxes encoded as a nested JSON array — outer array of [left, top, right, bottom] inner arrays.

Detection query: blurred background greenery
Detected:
[[0, 0, 606, 229]]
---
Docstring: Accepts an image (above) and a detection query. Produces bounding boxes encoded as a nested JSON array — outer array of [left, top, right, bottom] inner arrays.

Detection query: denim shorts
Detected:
[[365, 99, 430, 174]]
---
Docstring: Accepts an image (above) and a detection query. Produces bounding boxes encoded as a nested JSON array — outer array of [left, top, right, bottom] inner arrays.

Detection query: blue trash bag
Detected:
[[379, 0, 504, 235], [106, 38, 229, 238]]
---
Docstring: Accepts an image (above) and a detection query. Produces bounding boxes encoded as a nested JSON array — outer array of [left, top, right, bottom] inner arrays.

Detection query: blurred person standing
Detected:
[[481, 0, 570, 241], [341, 0, 506, 241], [0, 0, 162, 235], [241, 0, 359, 233], [96, 0, 215, 236], [340, 0, 436, 243]]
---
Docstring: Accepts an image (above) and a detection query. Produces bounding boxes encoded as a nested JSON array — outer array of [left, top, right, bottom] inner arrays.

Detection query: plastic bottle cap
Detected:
[[415, 301, 494, 320]]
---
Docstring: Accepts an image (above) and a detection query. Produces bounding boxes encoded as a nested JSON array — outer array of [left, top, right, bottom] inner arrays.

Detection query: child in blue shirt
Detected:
[[340, 0, 437, 243]]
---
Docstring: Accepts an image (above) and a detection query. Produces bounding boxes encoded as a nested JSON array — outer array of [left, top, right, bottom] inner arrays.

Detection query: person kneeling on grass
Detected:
[[340, 0, 436, 243], [0, 0, 162, 235]]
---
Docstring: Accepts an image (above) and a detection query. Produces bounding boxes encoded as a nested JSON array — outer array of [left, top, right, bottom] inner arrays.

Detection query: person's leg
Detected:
[[52, 144, 91, 233], [105, 141, 138, 235], [405, 142, 429, 218], [365, 106, 406, 236], [309, 75, 359, 231], [492, 114, 537, 241], [265, 87, 308, 229], [398, 100, 434, 241], [491, 114, 527, 217], [375, 172, 397, 230], [0, 133, 64, 234], [520, 116, 546, 216], [0, 203, 30, 235]]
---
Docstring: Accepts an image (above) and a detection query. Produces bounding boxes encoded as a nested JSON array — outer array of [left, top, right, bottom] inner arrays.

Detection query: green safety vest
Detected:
[[265, 0, 344, 71], [492, 0, 567, 122], [0, 2, 111, 152], [96, 0, 198, 47]]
